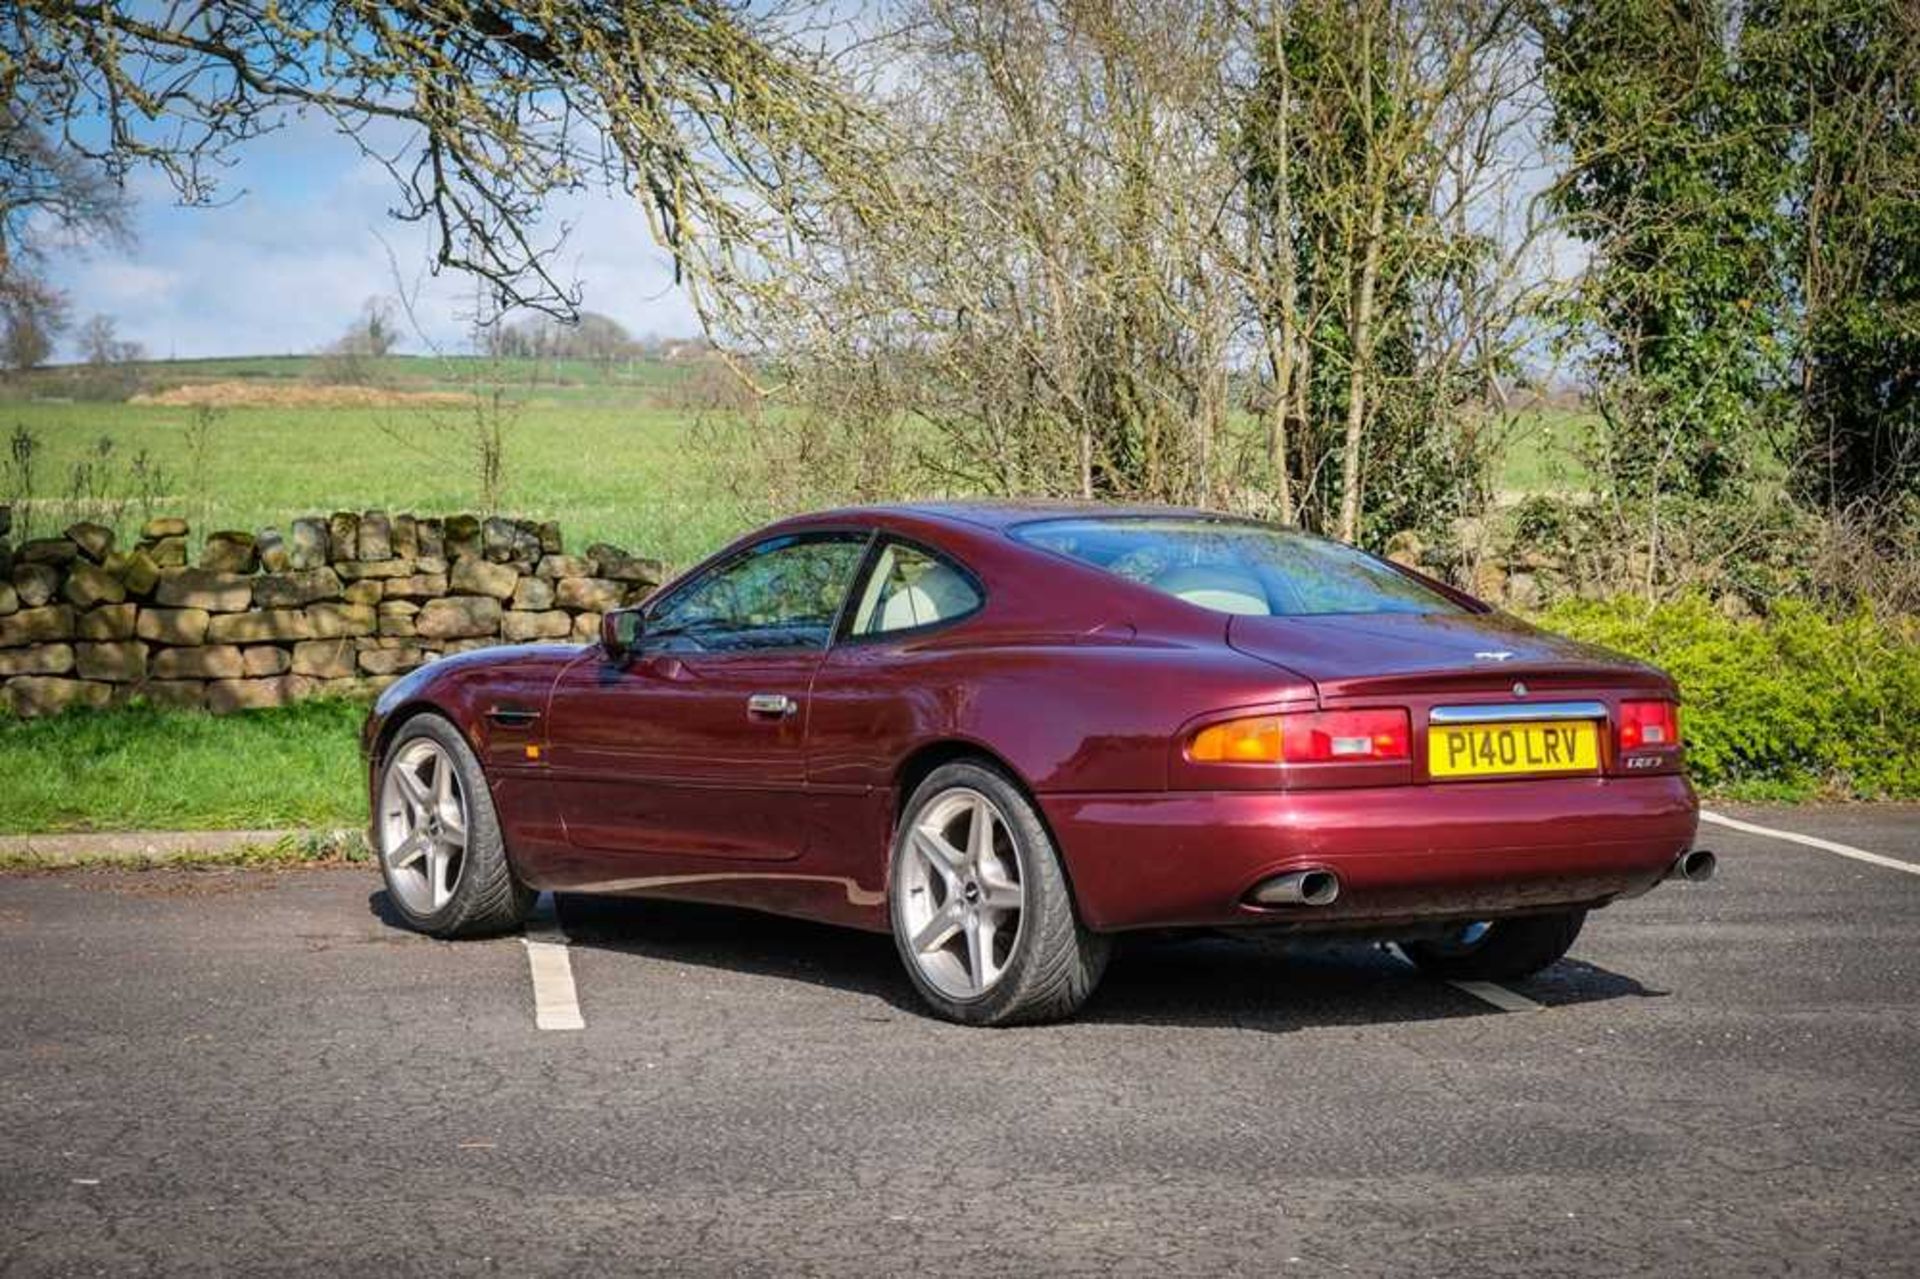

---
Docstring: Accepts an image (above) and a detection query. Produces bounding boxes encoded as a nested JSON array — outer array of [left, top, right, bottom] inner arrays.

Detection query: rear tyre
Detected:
[[1399, 910, 1586, 982], [890, 761, 1110, 1026], [375, 712, 534, 938]]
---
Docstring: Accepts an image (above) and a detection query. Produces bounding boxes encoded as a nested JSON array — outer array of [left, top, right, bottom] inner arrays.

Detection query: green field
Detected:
[[1, 352, 771, 566], [24, 351, 710, 406], [1495, 407, 1594, 498], [3, 399, 751, 569]]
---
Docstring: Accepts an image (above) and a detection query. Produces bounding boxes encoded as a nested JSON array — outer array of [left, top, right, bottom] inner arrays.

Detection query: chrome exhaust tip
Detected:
[[1251, 869, 1341, 907], [1668, 849, 1717, 883]]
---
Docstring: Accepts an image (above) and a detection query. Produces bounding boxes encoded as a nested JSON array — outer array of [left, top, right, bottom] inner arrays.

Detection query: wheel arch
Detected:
[[893, 737, 1031, 818], [369, 698, 457, 768], [890, 738, 1094, 926], [365, 699, 465, 842]]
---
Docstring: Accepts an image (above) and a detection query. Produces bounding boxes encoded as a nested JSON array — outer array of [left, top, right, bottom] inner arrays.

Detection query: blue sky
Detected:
[[45, 114, 703, 360]]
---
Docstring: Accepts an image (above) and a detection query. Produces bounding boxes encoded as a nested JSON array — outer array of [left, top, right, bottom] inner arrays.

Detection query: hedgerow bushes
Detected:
[[1541, 596, 1920, 800]]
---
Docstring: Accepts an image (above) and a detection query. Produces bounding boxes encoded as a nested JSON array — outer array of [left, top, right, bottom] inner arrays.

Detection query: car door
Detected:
[[544, 530, 872, 863]]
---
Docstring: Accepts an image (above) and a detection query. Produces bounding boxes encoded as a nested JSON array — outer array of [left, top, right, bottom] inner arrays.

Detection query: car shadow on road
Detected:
[[494, 891, 1666, 1033], [367, 888, 414, 931]]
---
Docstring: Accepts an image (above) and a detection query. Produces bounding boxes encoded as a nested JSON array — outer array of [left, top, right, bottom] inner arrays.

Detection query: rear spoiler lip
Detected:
[[1308, 663, 1676, 701]]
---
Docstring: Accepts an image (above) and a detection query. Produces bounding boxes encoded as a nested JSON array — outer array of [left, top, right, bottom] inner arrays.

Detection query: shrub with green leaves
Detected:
[[1540, 596, 1920, 800]]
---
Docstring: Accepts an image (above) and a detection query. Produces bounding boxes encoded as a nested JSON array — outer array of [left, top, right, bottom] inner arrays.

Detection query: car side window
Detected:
[[645, 534, 868, 653], [850, 542, 983, 637]]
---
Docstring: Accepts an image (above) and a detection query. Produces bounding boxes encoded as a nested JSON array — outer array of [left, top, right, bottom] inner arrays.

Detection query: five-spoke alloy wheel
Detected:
[[898, 787, 1028, 1000], [380, 737, 470, 915], [890, 761, 1110, 1025], [375, 713, 533, 937]]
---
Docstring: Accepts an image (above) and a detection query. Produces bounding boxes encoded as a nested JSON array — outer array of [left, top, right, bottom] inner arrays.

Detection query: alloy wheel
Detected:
[[379, 737, 470, 915], [898, 787, 1027, 1000]]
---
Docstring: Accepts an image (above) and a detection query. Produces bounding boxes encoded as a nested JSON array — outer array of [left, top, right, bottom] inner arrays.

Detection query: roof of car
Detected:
[[807, 500, 1251, 532]]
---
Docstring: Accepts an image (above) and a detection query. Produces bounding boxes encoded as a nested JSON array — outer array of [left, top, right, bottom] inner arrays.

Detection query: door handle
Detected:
[[746, 693, 798, 718]]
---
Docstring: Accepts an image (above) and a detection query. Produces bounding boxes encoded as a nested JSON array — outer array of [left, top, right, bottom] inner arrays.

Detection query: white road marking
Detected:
[[1448, 980, 1545, 1013], [523, 892, 584, 1031], [1700, 810, 1920, 878], [1387, 945, 1544, 1013]]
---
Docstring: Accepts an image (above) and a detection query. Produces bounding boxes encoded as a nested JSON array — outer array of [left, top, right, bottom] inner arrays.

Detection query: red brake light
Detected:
[[1619, 700, 1680, 751], [1281, 709, 1410, 763]]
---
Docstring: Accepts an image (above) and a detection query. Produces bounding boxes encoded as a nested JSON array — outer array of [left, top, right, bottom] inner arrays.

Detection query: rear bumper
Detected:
[[1040, 775, 1699, 932]]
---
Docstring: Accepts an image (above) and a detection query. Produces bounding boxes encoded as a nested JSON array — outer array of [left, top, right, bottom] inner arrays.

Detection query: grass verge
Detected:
[[0, 829, 370, 872], [0, 699, 368, 834]]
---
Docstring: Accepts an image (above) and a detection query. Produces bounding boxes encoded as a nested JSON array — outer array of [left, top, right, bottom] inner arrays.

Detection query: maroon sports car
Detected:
[[363, 503, 1711, 1024]]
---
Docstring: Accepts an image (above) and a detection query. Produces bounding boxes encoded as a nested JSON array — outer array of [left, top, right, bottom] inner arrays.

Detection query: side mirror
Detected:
[[600, 608, 644, 661]]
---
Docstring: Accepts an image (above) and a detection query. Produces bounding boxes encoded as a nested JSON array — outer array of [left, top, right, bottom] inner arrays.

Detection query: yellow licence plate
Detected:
[[1429, 721, 1599, 779]]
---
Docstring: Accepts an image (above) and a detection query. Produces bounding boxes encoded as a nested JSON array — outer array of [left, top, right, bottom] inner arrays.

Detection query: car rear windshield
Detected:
[[1011, 517, 1464, 617]]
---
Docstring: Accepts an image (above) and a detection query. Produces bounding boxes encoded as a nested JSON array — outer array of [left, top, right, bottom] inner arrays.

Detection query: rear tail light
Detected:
[[1190, 710, 1410, 764], [1287, 709, 1411, 762], [1619, 700, 1680, 750]]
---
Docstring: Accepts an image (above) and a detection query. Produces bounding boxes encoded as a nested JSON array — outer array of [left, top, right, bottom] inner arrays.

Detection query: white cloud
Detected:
[[68, 261, 182, 309], [44, 120, 703, 359]]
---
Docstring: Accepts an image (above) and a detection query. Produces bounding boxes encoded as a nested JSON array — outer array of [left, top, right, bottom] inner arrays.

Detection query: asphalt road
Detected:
[[3, 806, 1917, 1277]]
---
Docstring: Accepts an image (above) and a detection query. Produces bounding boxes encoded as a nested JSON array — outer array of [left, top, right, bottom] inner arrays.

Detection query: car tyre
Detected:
[[375, 712, 534, 938], [1399, 910, 1586, 982], [890, 761, 1110, 1026]]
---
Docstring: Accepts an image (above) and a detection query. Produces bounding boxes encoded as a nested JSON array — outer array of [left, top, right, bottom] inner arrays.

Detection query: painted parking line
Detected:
[[523, 892, 584, 1031], [1701, 810, 1920, 878], [1448, 979, 1545, 1013], [1386, 945, 1544, 1013]]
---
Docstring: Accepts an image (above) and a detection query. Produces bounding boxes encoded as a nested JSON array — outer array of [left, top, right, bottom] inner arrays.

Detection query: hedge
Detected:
[[1539, 595, 1920, 800]]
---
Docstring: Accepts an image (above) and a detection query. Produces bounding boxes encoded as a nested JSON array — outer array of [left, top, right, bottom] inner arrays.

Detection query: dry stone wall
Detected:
[[0, 505, 662, 718]]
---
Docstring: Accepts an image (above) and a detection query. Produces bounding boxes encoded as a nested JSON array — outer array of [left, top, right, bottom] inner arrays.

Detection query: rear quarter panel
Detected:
[[800, 631, 1315, 927], [808, 638, 1312, 794]]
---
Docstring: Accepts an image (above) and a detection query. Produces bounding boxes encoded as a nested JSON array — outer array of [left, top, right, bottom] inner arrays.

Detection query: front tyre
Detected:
[[376, 712, 534, 938], [1399, 910, 1586, 982], [890, 761, 1110, 1026]]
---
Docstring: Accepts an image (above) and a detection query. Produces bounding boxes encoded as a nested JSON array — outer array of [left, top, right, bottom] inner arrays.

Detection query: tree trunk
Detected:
[[1293, 321, 1316, 525], [1339, 191, 1386, 544], [1264, 330, 1296, 523], [1264, 8, 1299, 525]]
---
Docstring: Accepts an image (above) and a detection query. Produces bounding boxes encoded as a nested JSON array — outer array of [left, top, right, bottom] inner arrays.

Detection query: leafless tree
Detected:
[[77, 312, 144, 365], [2, 1, 888, 325], [737, 0, 1244, 508], [0, 104, 131, 289], [482, 310, 638, 363], [0, 106, 129, 374], [334, 296, 403, 359], [730, 0, 1566, 547], [1, 275, 66, 370]]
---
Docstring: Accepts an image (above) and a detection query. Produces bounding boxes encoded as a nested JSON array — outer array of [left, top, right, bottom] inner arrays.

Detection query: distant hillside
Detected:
[[1, 350, 738, 409]]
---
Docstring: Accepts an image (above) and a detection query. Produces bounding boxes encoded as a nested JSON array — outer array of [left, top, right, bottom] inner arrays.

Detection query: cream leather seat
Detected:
[[879, 562, 979, 630], [1151, 564, 1271, 616]]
